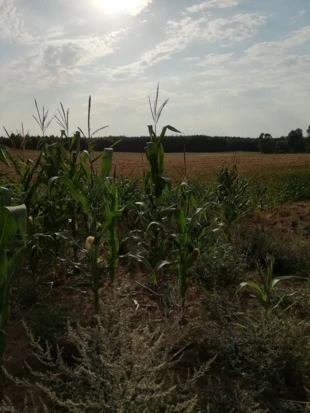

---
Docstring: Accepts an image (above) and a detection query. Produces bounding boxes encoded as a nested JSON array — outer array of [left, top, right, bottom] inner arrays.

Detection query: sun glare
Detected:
[[94, 0, 148, 15]]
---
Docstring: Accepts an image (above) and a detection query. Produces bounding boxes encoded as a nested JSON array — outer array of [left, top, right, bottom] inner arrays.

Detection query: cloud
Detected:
[[108, 13, 266, 79], [184, 57, 201, 61], [0, 0, 34, 43], [1, 28, 128, 90], [243, 26, 310, 63], [290, 9, 307, 24], [196, 52, 234, 66], [187, 0, 241, 13], [192, 26, 310, 105], [95, 0, 152, 16]]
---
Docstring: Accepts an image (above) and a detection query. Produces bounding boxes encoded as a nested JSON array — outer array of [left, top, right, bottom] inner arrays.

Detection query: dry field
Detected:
[[2, 150, 310, 179]]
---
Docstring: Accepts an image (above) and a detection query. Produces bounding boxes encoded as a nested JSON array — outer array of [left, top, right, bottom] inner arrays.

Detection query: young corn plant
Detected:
[[134, 84, 181, 284], [169, 182, 206, 311], [0, 203, 27, 400], [0, 146, 44, 210], [78, 95, 109, 164], [214, 165, 251, 236], [55, 102, 70, 139], [65, 147, 123, 312], [32, 99, 54, 143], [172, 208, 203, 312], [238, 256, 300, 318]]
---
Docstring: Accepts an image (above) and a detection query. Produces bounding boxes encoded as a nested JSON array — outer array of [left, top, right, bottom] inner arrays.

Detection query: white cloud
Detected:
[[1, 28, 128, 90], [290, 9, 306, 24], [283, 25, 310, 47], [184, 57, 201, 61], [93, 0, 152, 16], [0, 0, 34, 43], [192, 26, 310, 106], [108, 13, 266, 79], [187, 0, 241, 13], [196, 52, 234, 66], [243, 26, 310, 63]]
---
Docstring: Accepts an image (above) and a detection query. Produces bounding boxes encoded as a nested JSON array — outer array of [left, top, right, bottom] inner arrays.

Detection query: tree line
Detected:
[[258, 127, 310, 153], [1, 126, 309, 153]]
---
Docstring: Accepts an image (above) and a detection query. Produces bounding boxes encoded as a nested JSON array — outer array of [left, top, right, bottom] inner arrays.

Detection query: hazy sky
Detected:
[[0, 0, 309, 137]]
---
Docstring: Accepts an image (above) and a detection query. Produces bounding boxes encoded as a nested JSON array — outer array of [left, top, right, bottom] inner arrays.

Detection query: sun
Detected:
[[94, 0, 149, 15]]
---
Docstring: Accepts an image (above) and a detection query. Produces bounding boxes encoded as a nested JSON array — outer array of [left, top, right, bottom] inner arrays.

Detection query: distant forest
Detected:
[[1, 126, 310, 153]]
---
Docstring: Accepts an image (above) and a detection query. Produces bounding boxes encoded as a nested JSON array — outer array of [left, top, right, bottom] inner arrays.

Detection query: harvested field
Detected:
[[2, 150, 310, 178]]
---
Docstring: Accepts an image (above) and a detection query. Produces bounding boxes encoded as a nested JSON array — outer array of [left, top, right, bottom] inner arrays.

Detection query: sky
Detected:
[[0, 0, 309, 138]]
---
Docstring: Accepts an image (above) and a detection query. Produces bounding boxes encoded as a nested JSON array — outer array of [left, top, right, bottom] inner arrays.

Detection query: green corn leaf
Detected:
[[80, 153, 91, 183], [61, 177, 90, 216], [110, 138, 122, 148], [158, 144, 164, 174], [238, 281, 264, 297], [146, 221, 164, 232], [7, 205, 27, 246], [90, 153, 102, 164], [142, 258, 154, 272], [7, 247, 24, 286], [234, 323, 247, 330], [174, 209, 186, 231], [159, 125, 182, 144], [0, 208, 17, 248], [98, 148, 113, 187], [48, 176, 60, 196], [271, 275, 303, 288], [0, 147, 9, 167], [147, 125, 156, 141], [23, 151, 43, 192], [156, 260, 172, 271], [166, 125, 182, 134], [0, 188, 11, 207]]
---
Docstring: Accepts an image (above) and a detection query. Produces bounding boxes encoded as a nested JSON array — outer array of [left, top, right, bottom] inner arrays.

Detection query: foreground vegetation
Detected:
[[1, 88, 310, 412]]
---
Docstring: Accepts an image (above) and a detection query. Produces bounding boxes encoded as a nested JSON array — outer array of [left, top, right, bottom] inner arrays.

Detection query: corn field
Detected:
[[1, 86, 310, 412]]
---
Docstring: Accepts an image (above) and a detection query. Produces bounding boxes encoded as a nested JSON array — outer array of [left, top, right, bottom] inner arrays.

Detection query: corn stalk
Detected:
[[0, 204, 27, 400]]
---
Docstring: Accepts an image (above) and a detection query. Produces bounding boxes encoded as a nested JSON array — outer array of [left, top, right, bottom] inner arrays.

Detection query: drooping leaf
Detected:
[[6, 205, 27, 246], [61, 177, 90, 216], [0, 208, 17, 248], [7, 247, 24, 286], [0, 148, 9, 168], [0, 188, 11, 207]]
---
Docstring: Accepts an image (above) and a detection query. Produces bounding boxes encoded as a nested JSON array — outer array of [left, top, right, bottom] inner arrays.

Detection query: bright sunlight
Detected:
[[94, 0, 150, 15]]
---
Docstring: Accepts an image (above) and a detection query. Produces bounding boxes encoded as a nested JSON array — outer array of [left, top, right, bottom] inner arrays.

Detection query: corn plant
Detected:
[[148, 82, 169, 135], [169, 182, 207, 311], [214, 165, 251, 235], [78, 96, 109, 163], [238, 256, 300, 318], [171, 209, 203, 312], [0, 203, 27, 400], [63, 147, 123, 312], [55, 102, 70, 138], [132, 85, 181, 284], [32, 99, 54, 139], [0, 145, 44, 211]]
